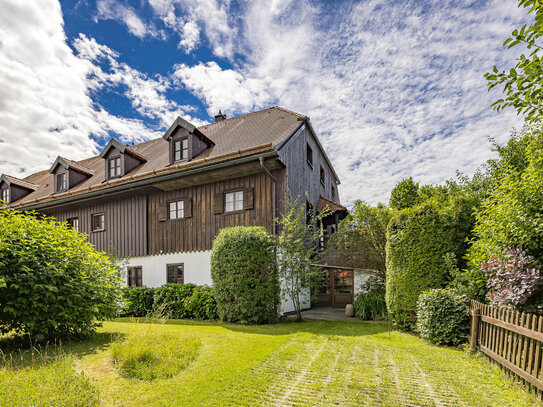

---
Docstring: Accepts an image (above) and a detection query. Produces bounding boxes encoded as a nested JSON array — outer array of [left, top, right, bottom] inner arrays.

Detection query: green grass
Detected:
[[1, 318, 540, 406]]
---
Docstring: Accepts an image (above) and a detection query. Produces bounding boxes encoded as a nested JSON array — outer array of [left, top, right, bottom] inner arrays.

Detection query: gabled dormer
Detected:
[[163, 117, 214, 165], [49, 157, 93, 193], [0, 174, 38, 204], [100, 139, 147, 181]]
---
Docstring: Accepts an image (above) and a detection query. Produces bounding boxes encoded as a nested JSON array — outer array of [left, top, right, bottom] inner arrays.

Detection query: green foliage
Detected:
[[0, 208, 122, 338], [0, 356, 99, 406], [323, 201, 391, 281], [111, 329, 200, 380], [276, 194, 329, 321], [389, 177, 420, 210], [416, 289, 469, 346], [183, 286, 218, 320], [485, 1, 543, 122], [120, 286, 156, 317], [386, 200, 470, 329], [153, 283, 197, 319], [211, 226, 279, 324], [353, 277, 387, 321]]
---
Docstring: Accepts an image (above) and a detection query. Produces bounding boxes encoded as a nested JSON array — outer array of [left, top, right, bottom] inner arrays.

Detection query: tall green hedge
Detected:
[[210, 226, 279, 324], [386, 200, 461, 329]]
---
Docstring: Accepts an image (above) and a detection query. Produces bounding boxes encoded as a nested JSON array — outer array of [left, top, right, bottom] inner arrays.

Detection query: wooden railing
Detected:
[[470, 299, 543, 397]]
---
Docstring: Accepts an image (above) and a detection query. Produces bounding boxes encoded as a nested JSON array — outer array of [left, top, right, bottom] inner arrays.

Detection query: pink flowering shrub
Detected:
[[482, 247, 542, 308]]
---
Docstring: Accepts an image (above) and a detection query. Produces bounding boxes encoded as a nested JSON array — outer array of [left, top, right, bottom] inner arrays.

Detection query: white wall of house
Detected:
[[353, 269, 373, 295], [125, 250, 212, 287], [279, 285, 311, 315]]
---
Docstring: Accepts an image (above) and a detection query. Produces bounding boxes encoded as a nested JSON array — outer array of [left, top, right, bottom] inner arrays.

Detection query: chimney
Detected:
[[214, 110, 227, 122]]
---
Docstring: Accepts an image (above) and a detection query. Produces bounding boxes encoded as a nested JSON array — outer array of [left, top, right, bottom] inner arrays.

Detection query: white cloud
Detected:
[[96, 0, 160, 38]]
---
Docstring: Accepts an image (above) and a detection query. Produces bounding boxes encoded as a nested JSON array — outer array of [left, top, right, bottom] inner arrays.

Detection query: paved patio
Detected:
[[291, 307, 362, 322]]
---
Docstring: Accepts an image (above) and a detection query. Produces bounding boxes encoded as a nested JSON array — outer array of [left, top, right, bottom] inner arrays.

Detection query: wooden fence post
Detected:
[[470, 307, 481, 353]]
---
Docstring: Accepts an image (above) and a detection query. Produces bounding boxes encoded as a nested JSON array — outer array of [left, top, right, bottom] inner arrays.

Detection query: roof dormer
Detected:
[[48, 156, 93, 193], [0, 174, 38, 204], [163, 116, 214, 165], [99, 139, 147, 181]]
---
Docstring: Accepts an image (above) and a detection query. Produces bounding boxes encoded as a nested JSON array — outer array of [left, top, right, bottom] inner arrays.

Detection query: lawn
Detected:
[[0, 318, 540, 406]]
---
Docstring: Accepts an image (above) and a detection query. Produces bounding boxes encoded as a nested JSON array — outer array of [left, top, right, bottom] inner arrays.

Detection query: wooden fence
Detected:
[[470, 299, 543, 397]]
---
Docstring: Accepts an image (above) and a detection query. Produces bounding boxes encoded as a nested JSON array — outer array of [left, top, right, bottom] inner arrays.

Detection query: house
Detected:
[[1, 106, 350, 313]]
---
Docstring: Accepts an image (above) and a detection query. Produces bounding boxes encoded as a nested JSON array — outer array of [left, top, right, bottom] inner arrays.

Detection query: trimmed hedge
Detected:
[[211, 226, 279, 324], [184, 286, 218, 320], [416, 289, 469, 346], [153, 283, 197, 319], [120, 286, 156, 317], [386, 201, 459, 329]]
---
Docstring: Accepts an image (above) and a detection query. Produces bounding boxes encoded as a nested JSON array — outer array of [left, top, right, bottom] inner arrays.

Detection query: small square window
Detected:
[[108, 157, 121, 178], [167, 264, 184, 284], [127, 266, 143, 287], [1, 188, 10, 204], [225, 191, 243, 212], [68, 217, 79, 231], [306, 144, 313, 168], [169, 200, 184, 219], [56, 173, 67, 192], [91, 212, 105, 232], [320, 166, 325, 186]]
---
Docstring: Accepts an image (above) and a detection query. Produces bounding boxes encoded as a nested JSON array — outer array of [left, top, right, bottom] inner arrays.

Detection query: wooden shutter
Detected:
[[213, 193, 224, 214], [184, 198, 192, 218], [158, 202, 168, 222], [243, 188, 254, 210]]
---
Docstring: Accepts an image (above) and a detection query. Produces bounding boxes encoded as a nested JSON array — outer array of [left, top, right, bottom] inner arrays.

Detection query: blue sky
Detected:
[[0, 0, 530, 205]]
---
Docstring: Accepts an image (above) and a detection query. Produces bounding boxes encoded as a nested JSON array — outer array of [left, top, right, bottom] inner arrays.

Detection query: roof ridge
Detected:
[[198, 106, 304, 130]]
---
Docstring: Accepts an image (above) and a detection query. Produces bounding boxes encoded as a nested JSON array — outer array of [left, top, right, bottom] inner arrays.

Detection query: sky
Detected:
[[0, 0, 530, 205]]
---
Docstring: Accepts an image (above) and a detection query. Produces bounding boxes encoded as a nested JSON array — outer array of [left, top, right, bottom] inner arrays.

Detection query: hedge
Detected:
[[120, 286, 156, 317], [385, 200, 463, 329], [210, 226, 279, 324], [153, 283, 197, 319]]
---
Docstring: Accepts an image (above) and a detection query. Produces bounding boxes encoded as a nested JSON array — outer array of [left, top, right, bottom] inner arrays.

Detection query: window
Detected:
[[331, 185, 335, 200], [67, 217, 79, 231], [306, 143, 313, 168], [1, 188, 9, 204], [167, 264, 184, 284], [169, 200, 184, 220], [320, 166, 325, 186], [174, 138, 189, 161], [56, 173, 67, 192], [108, 157, 121, 178], [225, 191, 243, 212], [127, 266, 142, 287], [91, 212, 105, 232]]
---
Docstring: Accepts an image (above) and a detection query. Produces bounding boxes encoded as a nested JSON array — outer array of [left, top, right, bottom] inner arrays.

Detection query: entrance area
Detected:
[[312, 266, 354, 308]]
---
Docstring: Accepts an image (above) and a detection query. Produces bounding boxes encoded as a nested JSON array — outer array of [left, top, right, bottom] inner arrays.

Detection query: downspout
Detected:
[[259, 155, 276, 234]]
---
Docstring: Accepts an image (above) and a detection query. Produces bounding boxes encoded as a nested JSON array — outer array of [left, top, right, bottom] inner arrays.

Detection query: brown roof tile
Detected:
[[316, 196, 347, 213]]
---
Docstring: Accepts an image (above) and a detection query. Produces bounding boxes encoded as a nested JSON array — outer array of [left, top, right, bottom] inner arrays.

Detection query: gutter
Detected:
[[19, 150, 278, 211]]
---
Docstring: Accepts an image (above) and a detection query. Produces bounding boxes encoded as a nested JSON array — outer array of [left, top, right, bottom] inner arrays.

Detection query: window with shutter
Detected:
[[225, 191, 243, 212], [169, 200, 184, 219]]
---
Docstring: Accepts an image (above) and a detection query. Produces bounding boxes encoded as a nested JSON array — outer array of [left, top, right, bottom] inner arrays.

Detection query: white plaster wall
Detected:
[[125, 250, 212, 287], [280, 286, 311, 315], [353, 269, 373, 295]]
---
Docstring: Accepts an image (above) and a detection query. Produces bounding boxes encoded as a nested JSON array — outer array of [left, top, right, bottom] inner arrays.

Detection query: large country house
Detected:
[[1, 107, 350, 313]]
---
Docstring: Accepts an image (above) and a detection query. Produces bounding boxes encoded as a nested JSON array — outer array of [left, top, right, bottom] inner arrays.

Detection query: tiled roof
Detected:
[[316, 196, 347, 213], [0, 174, 38, 190], [11, 106, 305, 208]]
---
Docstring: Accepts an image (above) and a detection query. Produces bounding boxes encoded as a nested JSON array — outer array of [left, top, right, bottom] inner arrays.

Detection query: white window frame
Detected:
[[225, 191, 243, 212], [174, 138, 189, 161], [56, 173, 67, 192], [169, 200, 184, 219], [1, 188, 9, 204], [109, 157, 121, 178]]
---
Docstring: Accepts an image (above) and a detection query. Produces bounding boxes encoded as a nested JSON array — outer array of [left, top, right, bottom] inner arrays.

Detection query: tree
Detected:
[[276, 195, 328, 322], [485, 1, 543, 123], [389, 177, 420, 210]]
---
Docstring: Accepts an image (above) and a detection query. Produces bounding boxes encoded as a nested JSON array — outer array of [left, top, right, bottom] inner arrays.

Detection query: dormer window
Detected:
[[0, 174, 37, 204], [174, 138, 189, 162], [108, 157, 121, 178], [1, 188, 9, 204], [56, 173, 67, 192]]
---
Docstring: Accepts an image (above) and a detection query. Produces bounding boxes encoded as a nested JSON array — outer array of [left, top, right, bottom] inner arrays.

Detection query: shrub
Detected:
[[153, 283, 197, 319], [483, 247, 542, 308], [353, 277, 387, 321], [0, 209, 122, 339], [211, 226, 279, 324], [416, 289, 469, 346], [184, 286, 218, 320], [120, 286, 155, 317], [111, 329, 200, 380], [386, 200, 468, 330]]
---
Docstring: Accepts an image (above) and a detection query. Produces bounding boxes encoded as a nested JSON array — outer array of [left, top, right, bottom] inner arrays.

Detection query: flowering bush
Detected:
[[483, 247, 542, 308]]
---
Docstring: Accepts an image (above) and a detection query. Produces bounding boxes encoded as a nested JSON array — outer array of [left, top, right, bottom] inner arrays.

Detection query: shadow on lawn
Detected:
[[0, 331, 124, 370], [114, 316, 393, 338]]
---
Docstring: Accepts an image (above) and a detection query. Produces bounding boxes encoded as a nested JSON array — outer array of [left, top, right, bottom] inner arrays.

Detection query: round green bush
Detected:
[[386, 201, 459, 330], [153, 283, 197, 319], [0, 209, 122, 339], [183, 286, 218, 320], [210, 226, 279, 324], [416, 289, 469, 346], [120, 286, 156, 317]]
